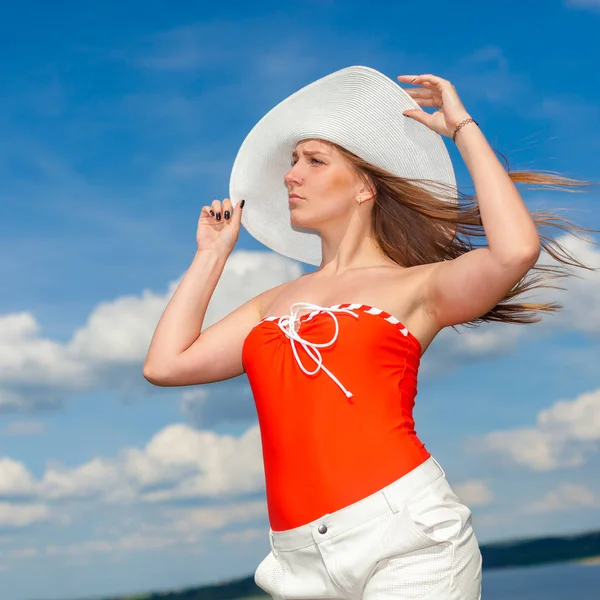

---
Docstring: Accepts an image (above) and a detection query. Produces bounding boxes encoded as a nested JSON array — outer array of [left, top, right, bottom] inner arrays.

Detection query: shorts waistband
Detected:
[[269, 455, 445, 552]]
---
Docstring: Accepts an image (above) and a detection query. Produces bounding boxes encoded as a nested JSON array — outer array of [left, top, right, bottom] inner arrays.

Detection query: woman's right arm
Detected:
[[142, 198, 282, 387]]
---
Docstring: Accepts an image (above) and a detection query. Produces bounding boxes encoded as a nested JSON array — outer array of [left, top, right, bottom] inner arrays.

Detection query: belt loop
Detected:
[[381, 487, 400, 514], [430, 455, 446, 478]]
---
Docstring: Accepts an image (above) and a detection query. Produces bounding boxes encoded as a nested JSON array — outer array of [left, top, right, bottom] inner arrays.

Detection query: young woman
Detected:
[[143, 67, 593, 600]]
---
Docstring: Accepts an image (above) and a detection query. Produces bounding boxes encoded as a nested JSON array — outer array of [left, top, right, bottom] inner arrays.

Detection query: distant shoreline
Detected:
[[578, 555, 600, 566]]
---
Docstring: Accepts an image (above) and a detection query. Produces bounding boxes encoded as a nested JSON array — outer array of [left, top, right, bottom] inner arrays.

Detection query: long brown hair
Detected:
[[334, 143, 598, 326]]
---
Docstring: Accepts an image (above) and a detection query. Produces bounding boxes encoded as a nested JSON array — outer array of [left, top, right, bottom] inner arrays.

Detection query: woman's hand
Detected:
[[196, 198, 244, 257], [397, 74, 472, 138]]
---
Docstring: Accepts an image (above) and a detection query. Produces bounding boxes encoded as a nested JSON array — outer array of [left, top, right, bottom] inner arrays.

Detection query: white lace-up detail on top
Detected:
[[274, 302, 360, 398]]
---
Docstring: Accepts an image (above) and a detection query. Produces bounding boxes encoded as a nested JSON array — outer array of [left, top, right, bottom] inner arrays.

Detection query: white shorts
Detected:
[[255, 456, 482, 600]]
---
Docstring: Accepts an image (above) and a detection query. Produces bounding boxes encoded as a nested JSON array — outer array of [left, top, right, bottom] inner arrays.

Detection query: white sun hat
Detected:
[[229, 65, 456, 266]]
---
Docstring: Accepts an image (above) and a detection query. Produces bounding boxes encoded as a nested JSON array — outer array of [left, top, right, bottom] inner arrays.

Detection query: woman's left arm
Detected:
[[399, 73, 541, 327]]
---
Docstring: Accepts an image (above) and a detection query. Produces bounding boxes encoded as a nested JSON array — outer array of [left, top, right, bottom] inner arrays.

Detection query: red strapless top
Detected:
[[242, 302, 430, 531]]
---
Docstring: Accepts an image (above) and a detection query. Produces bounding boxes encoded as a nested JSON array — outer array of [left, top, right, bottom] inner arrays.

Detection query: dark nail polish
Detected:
[[216, 212, 221, 221], [240, 199, 246, 208], [210, 210, 215, 216], [224, 210, 230, 220]]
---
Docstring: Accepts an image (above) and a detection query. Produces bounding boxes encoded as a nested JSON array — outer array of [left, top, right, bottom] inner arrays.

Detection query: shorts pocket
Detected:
[[402, 476, 468, 546]]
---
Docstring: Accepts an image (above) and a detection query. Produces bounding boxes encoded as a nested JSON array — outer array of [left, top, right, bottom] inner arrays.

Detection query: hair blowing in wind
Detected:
[[336, 142, 598, 326]]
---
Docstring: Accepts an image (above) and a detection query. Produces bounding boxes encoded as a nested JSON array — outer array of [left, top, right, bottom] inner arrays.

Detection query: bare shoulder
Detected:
[[255, 274, 307, 317], [254, 281, 291, 310]]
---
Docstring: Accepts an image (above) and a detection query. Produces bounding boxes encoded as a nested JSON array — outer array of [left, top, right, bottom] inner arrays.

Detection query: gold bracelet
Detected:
[[452, 118, 478, 143]]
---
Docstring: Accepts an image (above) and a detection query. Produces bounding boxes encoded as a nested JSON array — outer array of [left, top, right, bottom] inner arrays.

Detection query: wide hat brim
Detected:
[[229, 65, 456, 266]]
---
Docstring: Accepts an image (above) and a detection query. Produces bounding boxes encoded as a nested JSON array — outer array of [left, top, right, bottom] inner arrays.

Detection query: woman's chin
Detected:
[[289, 211, 316, 231]]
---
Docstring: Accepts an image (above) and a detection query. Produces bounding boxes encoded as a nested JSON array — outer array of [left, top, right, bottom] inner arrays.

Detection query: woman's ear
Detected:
[[356, 176, 376, 203]]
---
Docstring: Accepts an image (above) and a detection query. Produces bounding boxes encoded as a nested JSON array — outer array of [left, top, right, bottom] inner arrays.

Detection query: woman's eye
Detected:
[[290, 157, 324, 166]]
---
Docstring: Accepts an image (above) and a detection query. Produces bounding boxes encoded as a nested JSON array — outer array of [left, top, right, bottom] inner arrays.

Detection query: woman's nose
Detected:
[[284, 165, 302, 186]]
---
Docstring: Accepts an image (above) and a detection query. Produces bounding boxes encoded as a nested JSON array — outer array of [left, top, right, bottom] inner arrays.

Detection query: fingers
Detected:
[[211, 199, 222, 221], [232, 198, 245, 226], [411, 98, 442, 107], [398, 74, 454, 90], [404, 87, 443, 109], [203, 198, 243, 223], [398, 73, 447, 84], [222, 197, 233, 221], [405, 88, 433, 98], [200, 205, 214, 219], [405, 88, 442, 101], [397, 75, 420, 83], [402, 109, 433, 127]]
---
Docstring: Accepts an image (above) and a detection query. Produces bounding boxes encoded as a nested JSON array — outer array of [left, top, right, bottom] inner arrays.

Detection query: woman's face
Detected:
[[284, 139, 365, 229]]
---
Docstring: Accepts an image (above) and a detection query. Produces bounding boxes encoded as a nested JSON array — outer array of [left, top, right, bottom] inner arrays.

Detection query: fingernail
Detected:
[[224, 210, 230, 220], [210, 210, 215, 216], [216, 212, 221, 221], [240, 199, 246, 209]]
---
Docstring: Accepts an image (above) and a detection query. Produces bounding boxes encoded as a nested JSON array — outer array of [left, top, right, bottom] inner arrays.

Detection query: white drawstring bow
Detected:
[[276, 302, 359, 398]]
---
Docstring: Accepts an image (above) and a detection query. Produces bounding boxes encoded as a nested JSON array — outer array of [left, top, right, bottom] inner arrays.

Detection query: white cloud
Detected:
[[44, 534, 176, 557], [0, 250, 301, 412], [69, 250, 300, 366], [0, 313, 91, 387], [454, 480, 494, 507], [526, 483, 600, 513], [0, 422, 264, 504], [6, 499, 268, 565], [540, 235, 600, 336], [0, 458, 36, 495], [162, 500, 267, 537], [0, 503, 49, 527], [220, 527, 265, 544], [41, 458, 123, 501], [472, 388, 600, 470], [138, 424, 264, 502]]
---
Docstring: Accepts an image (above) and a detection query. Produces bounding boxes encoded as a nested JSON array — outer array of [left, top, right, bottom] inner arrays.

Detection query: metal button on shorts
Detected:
[[318, 524, 327, 534]]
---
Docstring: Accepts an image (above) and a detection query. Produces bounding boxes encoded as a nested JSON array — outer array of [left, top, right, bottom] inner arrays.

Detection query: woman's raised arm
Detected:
[[400, 73, 541, 327]]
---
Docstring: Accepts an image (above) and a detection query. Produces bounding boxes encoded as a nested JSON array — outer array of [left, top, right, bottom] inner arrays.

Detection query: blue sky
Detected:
[[1, 1, 600, 599]]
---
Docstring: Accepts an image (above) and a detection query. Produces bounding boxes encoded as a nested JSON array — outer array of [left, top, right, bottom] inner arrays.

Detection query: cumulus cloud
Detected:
[[161, 500, 267, 536], [0, 250, 301, 413], [471, 388, 600, 470], [0, 422, 264, 515], [0, 458, 36, 496], [525, 483, 600, 513], [453, 480, 494, 507], [0, 503, 49, 527], [6, 499, 268, 565]]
